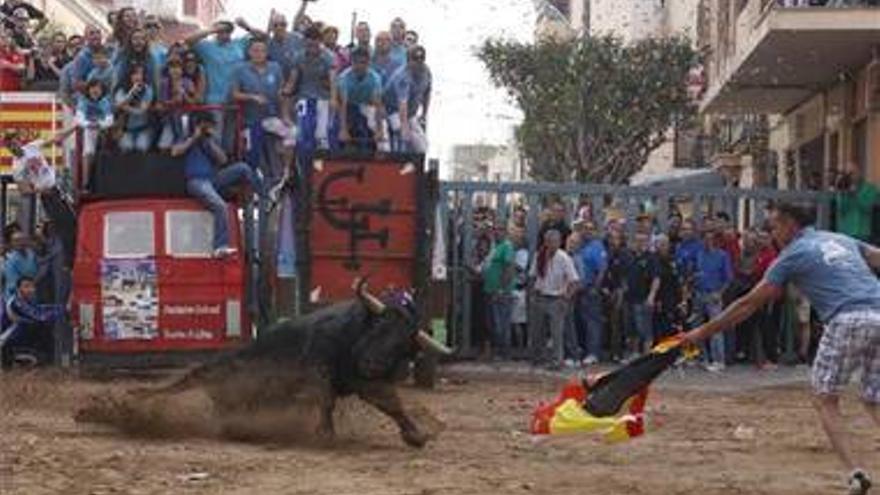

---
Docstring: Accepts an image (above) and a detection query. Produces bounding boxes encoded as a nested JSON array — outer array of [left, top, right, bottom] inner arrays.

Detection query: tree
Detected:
[[478, 35, 701, 184]]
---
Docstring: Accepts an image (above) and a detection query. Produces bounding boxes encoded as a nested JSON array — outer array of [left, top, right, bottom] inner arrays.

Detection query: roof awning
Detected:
[[702, 7, 880, 115], [628, 168, 726, 188]]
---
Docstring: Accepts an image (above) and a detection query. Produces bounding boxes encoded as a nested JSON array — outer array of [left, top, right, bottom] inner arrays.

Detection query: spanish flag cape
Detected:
[[530, 336, 698, 443]]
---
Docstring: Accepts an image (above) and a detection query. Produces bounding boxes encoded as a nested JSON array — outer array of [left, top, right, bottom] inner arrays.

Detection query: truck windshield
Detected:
[[104, 212, 155, 258], [165, 210, 213, 258]]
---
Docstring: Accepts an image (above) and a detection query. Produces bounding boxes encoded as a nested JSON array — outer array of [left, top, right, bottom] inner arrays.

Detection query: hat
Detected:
[[13, 7, 29, 19]]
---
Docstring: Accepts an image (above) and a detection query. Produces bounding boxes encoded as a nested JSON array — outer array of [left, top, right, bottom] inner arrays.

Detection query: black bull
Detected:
[[105, 286, 450, 448]]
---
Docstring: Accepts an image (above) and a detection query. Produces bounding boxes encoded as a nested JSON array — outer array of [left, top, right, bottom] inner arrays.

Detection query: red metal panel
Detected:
[[309, 158, 420, 301]]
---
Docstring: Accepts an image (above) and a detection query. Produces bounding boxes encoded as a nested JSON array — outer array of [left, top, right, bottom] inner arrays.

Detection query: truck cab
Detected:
[[70, 152, 258, 367]]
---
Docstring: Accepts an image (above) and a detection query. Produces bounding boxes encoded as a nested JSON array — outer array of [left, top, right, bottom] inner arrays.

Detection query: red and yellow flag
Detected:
[[0, 92, 65, 173]]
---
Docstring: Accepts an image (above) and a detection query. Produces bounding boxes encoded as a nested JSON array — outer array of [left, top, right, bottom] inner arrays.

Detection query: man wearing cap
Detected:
[[171, 111, 267, 258], [0, 0, 46, 40], [384, 45, 431, 153], [185, 19, 249, 150]]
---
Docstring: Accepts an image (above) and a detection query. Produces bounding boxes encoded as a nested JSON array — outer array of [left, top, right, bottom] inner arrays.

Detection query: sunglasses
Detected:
[[145, 24, 160, 29]]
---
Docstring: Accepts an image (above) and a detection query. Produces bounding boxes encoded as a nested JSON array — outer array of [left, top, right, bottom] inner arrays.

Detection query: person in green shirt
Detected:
[[835, 161, 878, 242], [483, 223, 518, 360]]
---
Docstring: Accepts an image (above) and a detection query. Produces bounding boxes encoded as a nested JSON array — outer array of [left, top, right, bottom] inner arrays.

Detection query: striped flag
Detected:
[[0, 92, 64, 173]]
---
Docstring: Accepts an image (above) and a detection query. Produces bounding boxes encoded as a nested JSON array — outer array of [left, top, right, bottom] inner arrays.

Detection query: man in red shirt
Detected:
[[0, 30, 26, 90]]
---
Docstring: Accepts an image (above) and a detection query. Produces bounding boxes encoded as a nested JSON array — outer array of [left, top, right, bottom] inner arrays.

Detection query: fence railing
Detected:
[[435, 180, 833, 358]]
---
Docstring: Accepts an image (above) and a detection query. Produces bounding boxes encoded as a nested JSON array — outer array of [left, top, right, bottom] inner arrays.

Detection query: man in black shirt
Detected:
[[624, 232, 659, 356], [653, 234, 684, 338]]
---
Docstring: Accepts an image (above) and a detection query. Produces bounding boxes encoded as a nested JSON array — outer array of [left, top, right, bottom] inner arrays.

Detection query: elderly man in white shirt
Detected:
[[529, 229, 580, 369]]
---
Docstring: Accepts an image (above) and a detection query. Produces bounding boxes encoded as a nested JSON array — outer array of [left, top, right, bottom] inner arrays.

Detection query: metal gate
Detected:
[[434, 181, 833, 357]]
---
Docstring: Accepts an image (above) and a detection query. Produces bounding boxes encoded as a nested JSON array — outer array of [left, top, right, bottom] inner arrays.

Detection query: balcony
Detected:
[[702, 1, 880, 114]]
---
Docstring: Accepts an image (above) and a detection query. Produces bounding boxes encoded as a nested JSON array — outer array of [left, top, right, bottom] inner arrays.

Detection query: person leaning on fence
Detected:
[[528, 229, 580, 370], [335, 46, 386, 151], [683, 202, 880, 495], [384, 45, 431, 153], [113, 62, 154, 153], [171, 111, 267, 258]]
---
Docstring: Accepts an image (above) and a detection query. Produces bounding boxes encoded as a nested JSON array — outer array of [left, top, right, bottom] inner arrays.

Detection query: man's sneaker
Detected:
[[848, 470, 872, 495], [706, 362, 726, 373], [581, 355, 599, 366], [213, 246, 237, 258]]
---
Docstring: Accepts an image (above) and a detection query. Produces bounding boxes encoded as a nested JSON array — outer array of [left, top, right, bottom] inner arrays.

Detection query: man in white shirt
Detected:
[[529, 229, 579, 369]]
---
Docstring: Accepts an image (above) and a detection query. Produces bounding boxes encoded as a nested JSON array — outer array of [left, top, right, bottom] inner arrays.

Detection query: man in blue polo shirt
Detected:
[[186, 20, 248, 149], [231, 38, 285, 186], [171, 112, 266, 257], [685, 202, 880, 495], [336, 47, 385, 150], [576, 220, 607, 364]]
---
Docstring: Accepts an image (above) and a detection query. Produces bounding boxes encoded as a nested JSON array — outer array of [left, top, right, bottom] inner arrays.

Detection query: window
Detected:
[[166, 210, 214, 257], [105, 212, 155, 258]]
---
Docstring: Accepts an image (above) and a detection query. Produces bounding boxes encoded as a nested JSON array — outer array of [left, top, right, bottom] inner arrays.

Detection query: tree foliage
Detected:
[[478, 35, 701, 184]]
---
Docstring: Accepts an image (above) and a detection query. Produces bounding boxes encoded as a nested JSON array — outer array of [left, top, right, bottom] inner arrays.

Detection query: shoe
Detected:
[[706, 363, 726, 373], [213, 246, 237, 258], [581, 355, 599, 366], [848, 470, 872, 495], [563, 359, 578, 369]]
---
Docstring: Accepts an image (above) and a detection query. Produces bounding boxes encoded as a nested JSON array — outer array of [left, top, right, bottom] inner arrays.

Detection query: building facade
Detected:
[[700, 0, 880, 190]]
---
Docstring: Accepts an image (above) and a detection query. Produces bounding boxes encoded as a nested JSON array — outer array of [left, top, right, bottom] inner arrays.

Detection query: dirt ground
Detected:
[[1, 364, 878, 495]]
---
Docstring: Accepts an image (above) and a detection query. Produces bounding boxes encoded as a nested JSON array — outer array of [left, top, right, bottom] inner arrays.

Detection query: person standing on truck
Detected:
[[185, 20, 248, 151], [171, 111, 267, 258]]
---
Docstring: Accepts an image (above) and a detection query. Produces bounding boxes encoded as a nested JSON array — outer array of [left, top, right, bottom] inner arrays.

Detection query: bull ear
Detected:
[[353, 276, 386, 314], [415, 330, 454, 355]]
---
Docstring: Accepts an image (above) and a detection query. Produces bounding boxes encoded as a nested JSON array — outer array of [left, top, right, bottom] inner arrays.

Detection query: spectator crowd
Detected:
[[1, 0, 432, 187], [461, 199, 821, 372]]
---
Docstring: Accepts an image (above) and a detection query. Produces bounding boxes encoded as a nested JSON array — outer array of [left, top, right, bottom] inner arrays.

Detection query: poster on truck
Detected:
[[101, 259, 159, 340]]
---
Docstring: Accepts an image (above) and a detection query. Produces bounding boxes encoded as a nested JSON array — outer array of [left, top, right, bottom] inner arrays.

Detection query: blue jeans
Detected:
[[186, 162, 265, 249], [488, 293, 513, 358], [697, 292, 725, 364], [626, 302, 654, 344], [578, 289, 605, 358]]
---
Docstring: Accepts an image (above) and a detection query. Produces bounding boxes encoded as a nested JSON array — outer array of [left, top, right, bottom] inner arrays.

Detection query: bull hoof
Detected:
[[401, 428, 429, 449]]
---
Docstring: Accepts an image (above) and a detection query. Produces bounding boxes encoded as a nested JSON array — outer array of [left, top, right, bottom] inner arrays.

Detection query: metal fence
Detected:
[[435, 180, 833, 358]]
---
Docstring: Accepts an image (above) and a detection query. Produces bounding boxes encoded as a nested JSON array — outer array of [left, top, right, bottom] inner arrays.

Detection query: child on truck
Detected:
[[74, 78, 113, 191]]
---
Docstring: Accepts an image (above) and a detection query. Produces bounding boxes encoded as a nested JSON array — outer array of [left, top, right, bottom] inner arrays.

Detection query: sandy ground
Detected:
[[1, 364, 878, 495]]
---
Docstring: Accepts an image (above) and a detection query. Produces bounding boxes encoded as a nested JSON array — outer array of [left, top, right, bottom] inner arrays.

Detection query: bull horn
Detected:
[[354, 277, 386, 314], [415, 330, 454, 355]]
